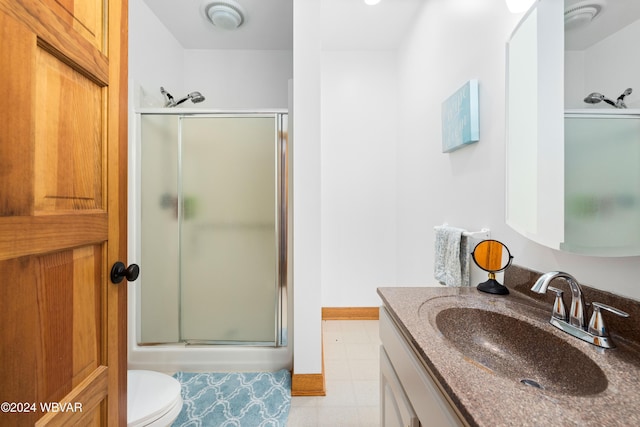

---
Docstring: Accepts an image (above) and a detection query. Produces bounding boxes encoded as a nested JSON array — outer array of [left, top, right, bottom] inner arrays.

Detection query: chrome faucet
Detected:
[[531, 271, 629, 349], [531, 272, 586, 328]]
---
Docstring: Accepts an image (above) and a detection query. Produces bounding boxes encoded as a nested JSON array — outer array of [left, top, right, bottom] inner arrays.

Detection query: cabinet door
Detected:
[[380, 308, 464, 427], [381, 347, 420, 427]]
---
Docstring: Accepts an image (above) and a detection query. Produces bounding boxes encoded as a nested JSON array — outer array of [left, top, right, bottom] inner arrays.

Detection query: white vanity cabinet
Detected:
[[379, 307, 465, 427], [380, 347, 419, 427]]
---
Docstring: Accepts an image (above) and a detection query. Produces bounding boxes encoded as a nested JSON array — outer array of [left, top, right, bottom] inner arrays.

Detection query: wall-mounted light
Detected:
[[505, 0, 536, 13]]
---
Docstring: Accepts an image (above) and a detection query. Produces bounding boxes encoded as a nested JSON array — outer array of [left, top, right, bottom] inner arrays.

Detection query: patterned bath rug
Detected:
[[172, 370, 291, 427]]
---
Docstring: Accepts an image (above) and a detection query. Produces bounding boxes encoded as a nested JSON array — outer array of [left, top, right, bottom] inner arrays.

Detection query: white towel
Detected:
[[434, 225, 470, 287]]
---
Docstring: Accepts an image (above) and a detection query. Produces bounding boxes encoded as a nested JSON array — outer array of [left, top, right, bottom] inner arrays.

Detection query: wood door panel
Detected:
[[37, 250, 76, 403], [0, 214, 108, 261], [0, 257, 40, 426], [34, 46, 103, 213], [0, 0, 126, 423], [0, 10, 36, 216], [0, 246, 104, 426], [0, 6, 107, 217], [35, 365, 107, 427], [0, 1, 108, 85], [72, 246, 101, 388], [40, 0, 103, 50]]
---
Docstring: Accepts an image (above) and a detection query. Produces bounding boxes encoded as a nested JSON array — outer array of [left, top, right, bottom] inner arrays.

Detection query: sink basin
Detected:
[[434, 307, 608, 396]]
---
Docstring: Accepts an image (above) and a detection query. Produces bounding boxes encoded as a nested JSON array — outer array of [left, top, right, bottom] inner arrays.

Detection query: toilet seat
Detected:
[[128, 370, 183, 427]]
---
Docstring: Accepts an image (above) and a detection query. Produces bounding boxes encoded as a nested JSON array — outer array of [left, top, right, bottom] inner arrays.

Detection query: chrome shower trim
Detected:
[[160, 87, 206, 107], [583, 88, 633, 109], [137, 111, 289, 348]]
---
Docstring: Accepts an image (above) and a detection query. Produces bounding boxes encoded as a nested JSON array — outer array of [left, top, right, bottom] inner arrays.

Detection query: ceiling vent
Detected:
[[202, 0, 245, 31], [565, 0, 606, 30]]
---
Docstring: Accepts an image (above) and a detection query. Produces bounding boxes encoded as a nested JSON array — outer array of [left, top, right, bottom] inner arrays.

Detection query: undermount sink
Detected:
[[434, 307, 608, 396]]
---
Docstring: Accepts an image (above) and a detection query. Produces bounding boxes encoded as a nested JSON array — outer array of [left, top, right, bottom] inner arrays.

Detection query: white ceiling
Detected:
[[142, 0, 640, 51], [142, 0, 424, 51]]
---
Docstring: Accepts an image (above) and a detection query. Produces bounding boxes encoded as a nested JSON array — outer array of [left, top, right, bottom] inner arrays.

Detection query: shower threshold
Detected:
[[184, 340, 278, 347]]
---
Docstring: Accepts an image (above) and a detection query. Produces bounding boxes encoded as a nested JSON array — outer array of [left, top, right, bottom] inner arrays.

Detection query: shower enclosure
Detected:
[[134, 112, 288, 349], [563, 110, 640, 256]]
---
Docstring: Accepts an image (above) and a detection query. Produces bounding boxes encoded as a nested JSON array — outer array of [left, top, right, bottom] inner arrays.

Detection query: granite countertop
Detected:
[[377, 285, 640, 426]]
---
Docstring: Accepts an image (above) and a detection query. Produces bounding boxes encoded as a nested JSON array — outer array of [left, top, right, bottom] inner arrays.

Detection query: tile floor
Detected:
[[287, 320, 381, 427]]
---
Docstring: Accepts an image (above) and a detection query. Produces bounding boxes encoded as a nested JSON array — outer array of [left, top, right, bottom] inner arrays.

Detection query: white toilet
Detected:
[[128, 370, 183, 427]]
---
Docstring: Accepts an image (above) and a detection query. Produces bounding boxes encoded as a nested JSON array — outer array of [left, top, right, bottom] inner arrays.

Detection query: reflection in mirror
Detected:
[[472, 240, 513, 272], [506, 0, 640, 257], [565, 0, 640, 109], [564, 112, 640, 255], [563, 0, 640, 256], [471, 240, 513, 295]]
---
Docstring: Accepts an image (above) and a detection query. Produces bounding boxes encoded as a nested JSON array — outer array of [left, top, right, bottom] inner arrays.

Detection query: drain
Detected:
[[520, 378, 544, 389]]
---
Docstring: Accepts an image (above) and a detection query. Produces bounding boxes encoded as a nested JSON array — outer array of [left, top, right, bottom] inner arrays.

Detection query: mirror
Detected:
[[506, 0, 640, 257], [471, 240, 513, 295]]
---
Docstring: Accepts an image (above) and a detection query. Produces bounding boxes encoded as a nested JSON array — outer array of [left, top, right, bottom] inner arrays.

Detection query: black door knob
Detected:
[[110, 262, 140, 284]]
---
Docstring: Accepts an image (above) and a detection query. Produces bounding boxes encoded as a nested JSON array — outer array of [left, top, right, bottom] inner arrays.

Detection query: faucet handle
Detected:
[[588, 302, 629, 337], [548, 286, 568, 321]]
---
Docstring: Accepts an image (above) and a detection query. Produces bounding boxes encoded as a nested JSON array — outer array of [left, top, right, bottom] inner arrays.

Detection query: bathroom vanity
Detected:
[[378, 267, 640, 426]]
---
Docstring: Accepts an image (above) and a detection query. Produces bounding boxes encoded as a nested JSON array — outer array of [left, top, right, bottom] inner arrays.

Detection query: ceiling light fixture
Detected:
[[364, 0, 382, 5], [202, 0, 245, 30]]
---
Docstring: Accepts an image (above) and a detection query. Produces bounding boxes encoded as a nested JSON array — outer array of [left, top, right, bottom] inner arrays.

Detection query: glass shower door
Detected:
[[564, 114, 640, 255], [140, 114, 181, 344], [180, 116, 279, 343]]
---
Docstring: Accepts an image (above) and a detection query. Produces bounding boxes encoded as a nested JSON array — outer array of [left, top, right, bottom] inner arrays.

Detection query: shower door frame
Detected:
[[132, 110, 288, 347]]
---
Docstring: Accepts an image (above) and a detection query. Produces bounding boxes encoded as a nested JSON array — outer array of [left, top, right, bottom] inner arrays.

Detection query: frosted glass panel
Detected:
[[564, 116, 640, 255], [140, 114, 180, 343], [180, 117, 278, 342], [139, 114, 284, 345]]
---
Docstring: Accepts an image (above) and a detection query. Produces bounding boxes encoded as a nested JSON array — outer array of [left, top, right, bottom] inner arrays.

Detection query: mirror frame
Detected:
[[471, 240, 513, 295]]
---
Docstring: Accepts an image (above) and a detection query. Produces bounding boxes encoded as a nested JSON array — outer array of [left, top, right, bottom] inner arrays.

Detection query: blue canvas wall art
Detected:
[[441, 79, 479, 153]]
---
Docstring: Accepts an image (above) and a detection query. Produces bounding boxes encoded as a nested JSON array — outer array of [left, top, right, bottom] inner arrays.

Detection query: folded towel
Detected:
[[434, 225, 470, 287], [459, 235, 471, 287]]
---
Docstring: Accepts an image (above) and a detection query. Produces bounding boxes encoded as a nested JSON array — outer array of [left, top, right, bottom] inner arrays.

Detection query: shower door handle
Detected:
[[110, 261, 140, 284]]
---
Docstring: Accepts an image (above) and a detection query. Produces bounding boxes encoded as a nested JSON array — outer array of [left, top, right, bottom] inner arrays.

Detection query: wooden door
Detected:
[[0, 0, 128, 425]]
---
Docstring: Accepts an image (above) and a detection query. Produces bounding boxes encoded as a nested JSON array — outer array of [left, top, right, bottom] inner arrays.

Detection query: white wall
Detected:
[[292, 0, 323, 375], [564, 50, 585, 109], [184, 50, 292, 109], [320, 51, 398, 307], [129, 0, 184, 106], [395, 1, 520, 284]]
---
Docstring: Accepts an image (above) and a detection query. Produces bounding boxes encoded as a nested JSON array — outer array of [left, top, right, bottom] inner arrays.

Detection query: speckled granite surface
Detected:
[[377, 266, 640, 427]]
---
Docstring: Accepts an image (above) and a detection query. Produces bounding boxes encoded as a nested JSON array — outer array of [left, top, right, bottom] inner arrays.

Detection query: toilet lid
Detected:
[[128, 370, 183, 427]]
